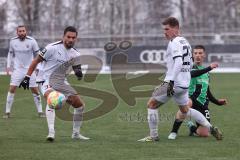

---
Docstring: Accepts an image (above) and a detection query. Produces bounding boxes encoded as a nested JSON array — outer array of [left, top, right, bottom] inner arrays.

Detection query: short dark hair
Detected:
[[194, 45, 206, 52], [64, 26, 78, 36], [162, 17, 179, 28], [17, 25, 26, 30]]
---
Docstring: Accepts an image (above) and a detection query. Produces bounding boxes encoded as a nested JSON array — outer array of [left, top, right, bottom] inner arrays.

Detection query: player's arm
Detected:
[[191, 63, 218, 78], [166, 56, 183, 96], [166, 42, 183, 96], [72, 64, 83, 80], [19, 47, 51, 90], [6, 41, 14, 75], [169, 41, 185, 82], [207, 87, 227, 106], [171, 56, 183, 80], [26, 55, 43, 76], [19, 55, 43, 90], [191, 66, 211, 78]]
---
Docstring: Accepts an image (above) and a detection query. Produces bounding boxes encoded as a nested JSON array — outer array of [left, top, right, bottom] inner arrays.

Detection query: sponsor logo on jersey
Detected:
[[181, 68, 190, 72], [57, 59, 65, 64]]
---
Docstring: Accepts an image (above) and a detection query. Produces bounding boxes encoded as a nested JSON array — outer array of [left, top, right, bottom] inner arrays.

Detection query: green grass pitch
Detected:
[[0, 74, 239, 160]]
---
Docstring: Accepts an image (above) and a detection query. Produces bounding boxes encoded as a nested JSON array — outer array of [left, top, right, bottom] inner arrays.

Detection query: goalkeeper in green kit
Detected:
[[168, 45, 227, 140]]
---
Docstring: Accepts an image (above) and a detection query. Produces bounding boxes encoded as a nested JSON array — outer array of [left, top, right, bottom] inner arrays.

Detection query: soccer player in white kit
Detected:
[[3, 25, 44, 118], [19, 26, 89, 142], [138, 17, 222, 142], [36, 62, 45, 92]]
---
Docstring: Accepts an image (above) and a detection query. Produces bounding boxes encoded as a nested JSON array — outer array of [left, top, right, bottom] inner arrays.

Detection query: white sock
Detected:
[[46, 104, 55, 134], [147, 108, 159, 138], [186, 108, 212, 130], [33, 93, 43, 113], [73, 106, 84, 135], [5, 92, 14, 113]]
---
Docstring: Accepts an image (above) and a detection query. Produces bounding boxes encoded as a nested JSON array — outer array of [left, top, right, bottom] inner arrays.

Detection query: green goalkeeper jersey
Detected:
[[189, 65, 210, 105]]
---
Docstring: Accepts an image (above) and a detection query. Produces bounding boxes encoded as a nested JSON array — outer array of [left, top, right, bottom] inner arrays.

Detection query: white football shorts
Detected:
[[10, 68, 38, 88], [151, 82, 189, 106], [41, 80, 77, 98]]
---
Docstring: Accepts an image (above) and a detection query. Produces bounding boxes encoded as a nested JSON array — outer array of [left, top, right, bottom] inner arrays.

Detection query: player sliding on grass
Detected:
[[168, 45, 227, 140], [138, 17, 223, 142], [19, 26, 89, 142]]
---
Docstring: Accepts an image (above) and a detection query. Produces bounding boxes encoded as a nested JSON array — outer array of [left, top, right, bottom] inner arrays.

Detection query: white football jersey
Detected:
[[164, 36, 192, 88], [39, 41, 81, 82], [7, 36, 39, 69]]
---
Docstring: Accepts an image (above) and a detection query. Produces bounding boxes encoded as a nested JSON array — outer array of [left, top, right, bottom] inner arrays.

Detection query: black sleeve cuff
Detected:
[[207, 87, 221, 105]]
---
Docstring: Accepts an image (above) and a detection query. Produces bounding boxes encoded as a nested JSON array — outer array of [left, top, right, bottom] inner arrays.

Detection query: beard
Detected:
[[65, 42, 74, 49], [19, 34, 26, 40]]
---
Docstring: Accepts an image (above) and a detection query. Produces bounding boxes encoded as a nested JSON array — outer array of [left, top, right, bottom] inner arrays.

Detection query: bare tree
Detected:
[[183, 0, 239, 33], [14, 0, 40, 34], [2, 0, 240, 48], [0, 1, 7, 35]]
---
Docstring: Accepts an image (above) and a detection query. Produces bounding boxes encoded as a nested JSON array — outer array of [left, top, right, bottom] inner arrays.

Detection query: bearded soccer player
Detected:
[[138, 17, 223, 142], [19, 26, 89, 142], [168, 45, 227, 140], [3, 25, 44, 118]]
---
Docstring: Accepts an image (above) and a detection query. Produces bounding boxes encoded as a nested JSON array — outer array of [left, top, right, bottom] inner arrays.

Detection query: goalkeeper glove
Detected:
[[72, 64, 83, 80], [19, 75, 30, 90]]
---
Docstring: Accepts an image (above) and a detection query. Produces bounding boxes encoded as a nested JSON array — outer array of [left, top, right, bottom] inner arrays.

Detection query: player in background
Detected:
[[35, 62, 46, 118], [19, 26, 89, 142], [168, 45, 227, 140], [138, 17, 222, 142], [3, 25, 44, 118], [36, 62, 45, 92]]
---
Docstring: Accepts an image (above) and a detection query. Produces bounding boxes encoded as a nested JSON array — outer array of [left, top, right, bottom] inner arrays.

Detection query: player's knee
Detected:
[[177, 111, 187, 120], [67, 95, 84, 108], [197, 126, 210, 137], [9, 86, 17, 93], [31, 87, 39, 95], [179, 106, 189, 114], [147, 99, 159, 109], [176, 110, 185, 120]]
